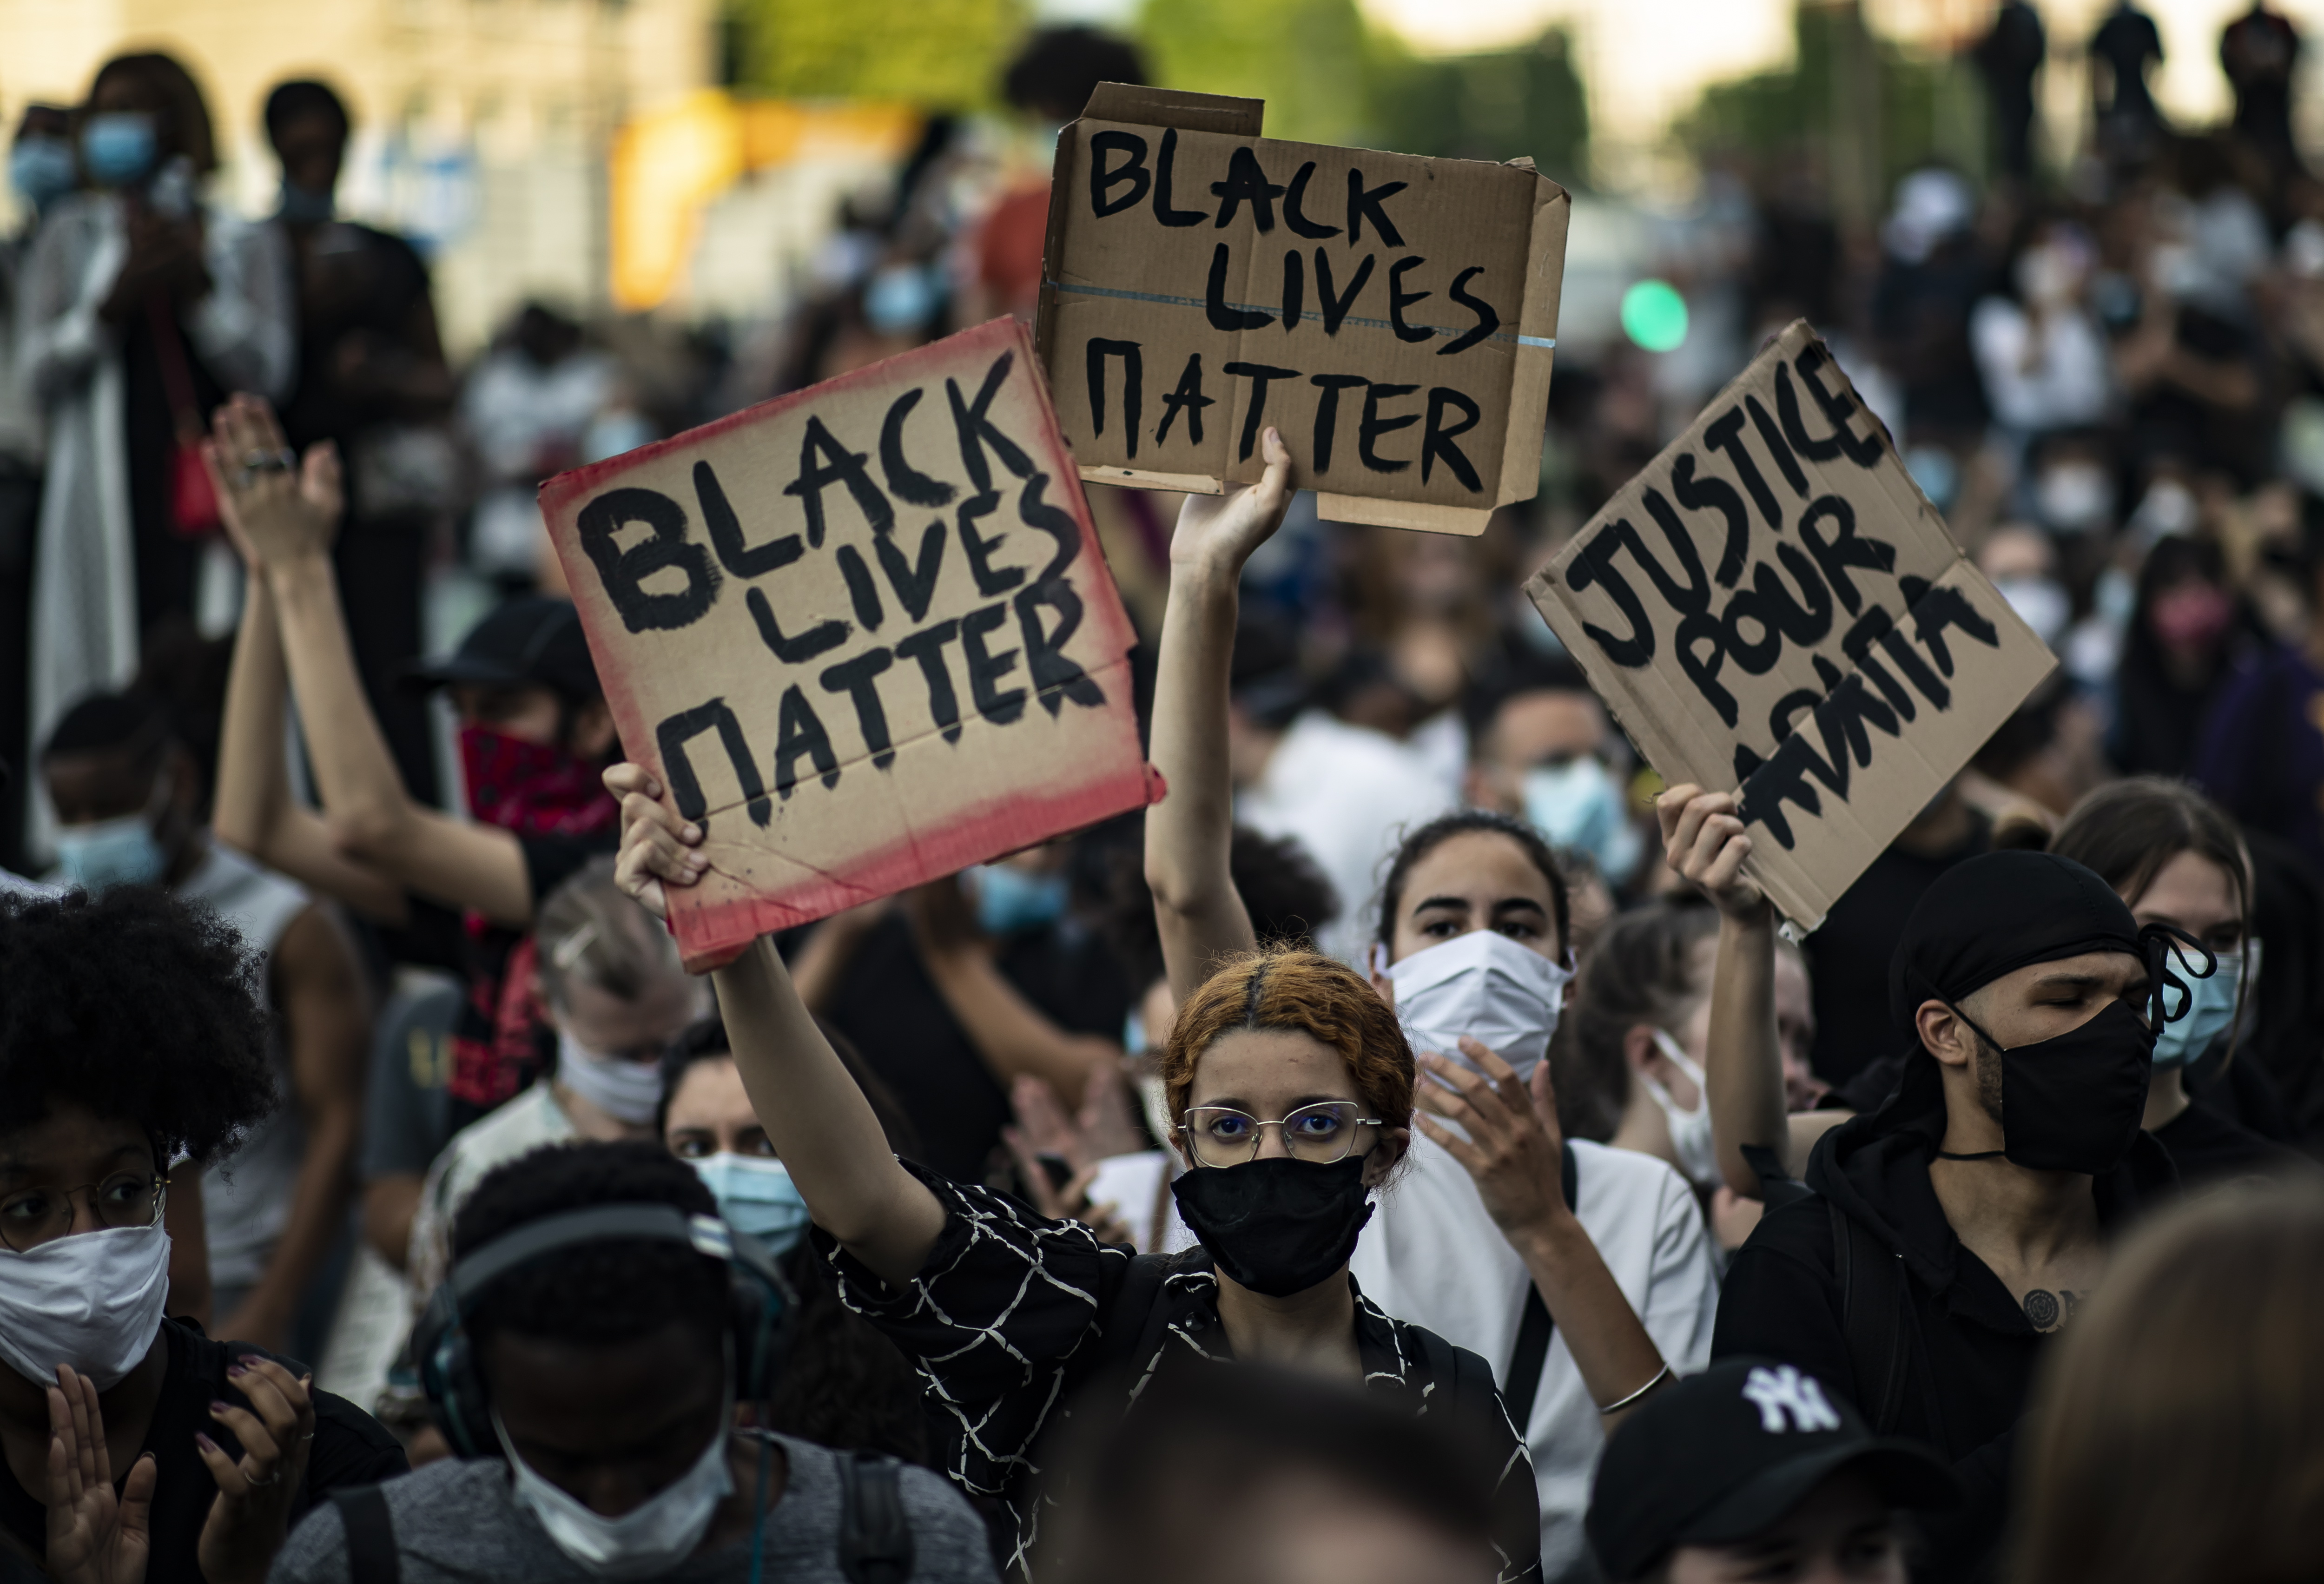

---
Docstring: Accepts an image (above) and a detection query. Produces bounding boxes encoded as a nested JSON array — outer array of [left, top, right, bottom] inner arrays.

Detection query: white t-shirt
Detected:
[[1351, 1134, 1721, 1582], [1237, 711, 1455, 965], [405, 1082, 577, 1306]]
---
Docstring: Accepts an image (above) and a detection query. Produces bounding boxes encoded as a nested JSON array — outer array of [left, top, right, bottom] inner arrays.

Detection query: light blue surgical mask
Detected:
[[79, 113, 157, 189], [863, 262, 939, 336], [276, 178, 333, 225], [1522, 758, 1642, 884], [690, 1154, 810, 1262], [10, 137, 76, 209], [52, 811, 167, 892], [970, 863, 1069, 935], [2152, 940, 2252, 1069]]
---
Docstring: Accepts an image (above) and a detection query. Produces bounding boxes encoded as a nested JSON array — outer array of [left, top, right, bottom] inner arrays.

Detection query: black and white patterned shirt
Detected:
[[820, 1162, 1541, 1582]]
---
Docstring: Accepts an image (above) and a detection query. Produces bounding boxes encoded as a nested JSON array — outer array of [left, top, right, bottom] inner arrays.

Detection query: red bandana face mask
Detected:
[[457, 725, 618, 838]]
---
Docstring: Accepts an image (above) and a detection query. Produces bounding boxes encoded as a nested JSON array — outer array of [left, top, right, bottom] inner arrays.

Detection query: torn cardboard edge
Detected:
[[1037, 83, 1569, 538]]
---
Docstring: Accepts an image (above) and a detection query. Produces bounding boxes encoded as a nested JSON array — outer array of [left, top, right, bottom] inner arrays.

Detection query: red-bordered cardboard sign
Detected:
[[541, 317, 1162, 971]]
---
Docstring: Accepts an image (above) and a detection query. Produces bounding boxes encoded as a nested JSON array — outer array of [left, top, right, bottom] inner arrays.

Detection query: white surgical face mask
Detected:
[[495, 1401, 733, 1579], [0, 1223, 171, 1389], [1992, 574, 2070, 650], [1522, 758, 1643, 884], [556, 1030, 665, 1127], [1386, 928, 1571, 1082], [1643, 1030, 1721, 1188]]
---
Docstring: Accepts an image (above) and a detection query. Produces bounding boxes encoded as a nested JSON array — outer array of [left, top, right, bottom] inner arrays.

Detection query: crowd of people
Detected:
[[4, 8, 2324, 1584]]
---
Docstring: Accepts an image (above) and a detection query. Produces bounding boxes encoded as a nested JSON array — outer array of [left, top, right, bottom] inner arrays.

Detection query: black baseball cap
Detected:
[[1587, 1359, 1959, 1583], [402, 596, 599, 701]]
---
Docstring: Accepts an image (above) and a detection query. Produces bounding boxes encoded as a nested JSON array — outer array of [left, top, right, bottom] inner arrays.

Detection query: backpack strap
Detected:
[[1828, 1198, 1912, 1431], [1500, 1143, 1580, 1428], [835, 1450, 915, 1584], [328, 1485, 400, 1584], [1090, 1250, 1177, 1381]]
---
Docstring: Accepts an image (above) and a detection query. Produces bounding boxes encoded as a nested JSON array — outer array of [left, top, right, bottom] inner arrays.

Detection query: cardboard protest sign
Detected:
[[1525, 321, 2056, 933], [540, 317, 1160, 971], [1037, 83, 1568, 537]]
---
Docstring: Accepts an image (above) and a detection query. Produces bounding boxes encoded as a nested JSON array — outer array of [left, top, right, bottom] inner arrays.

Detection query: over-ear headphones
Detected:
[[413, 1203, 798, 1459]]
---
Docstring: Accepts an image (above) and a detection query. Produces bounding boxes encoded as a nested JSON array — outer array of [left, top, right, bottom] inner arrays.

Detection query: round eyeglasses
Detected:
[[1175, 1102, 1382, 1168], [0, 1170, 168, 1253]]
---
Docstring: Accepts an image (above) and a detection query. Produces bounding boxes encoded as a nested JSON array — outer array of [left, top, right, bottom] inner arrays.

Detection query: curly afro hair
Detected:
[[0, 888, 276, 1161], [451, 1139, 730, 1351]]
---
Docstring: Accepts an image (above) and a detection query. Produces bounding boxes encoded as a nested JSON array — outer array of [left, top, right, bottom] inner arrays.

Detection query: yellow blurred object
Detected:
[[609, 91, 920, 312]]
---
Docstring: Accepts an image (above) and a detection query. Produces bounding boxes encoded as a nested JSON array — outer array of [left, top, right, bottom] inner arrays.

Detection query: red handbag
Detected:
[[147, 295, 220, 539]]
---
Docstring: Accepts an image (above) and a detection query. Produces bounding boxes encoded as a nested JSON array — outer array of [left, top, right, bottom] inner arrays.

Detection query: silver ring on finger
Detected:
[[243, 1466, 280, 1488]]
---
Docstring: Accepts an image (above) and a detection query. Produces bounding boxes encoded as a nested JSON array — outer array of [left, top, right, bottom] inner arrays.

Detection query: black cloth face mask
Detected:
[[1942, 996, 2154, 1175], [1170, 1155, 1375, 1298]]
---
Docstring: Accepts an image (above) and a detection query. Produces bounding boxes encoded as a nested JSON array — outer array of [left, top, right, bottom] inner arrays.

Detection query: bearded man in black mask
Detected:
[[1711, 850, 2192, 1583]]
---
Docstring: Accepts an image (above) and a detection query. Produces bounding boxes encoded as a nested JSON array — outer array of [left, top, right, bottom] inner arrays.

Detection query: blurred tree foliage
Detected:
[[728, 0, 1027, 107], [1676, 0, 1984, 213], [1136, 0, 1589, 183]]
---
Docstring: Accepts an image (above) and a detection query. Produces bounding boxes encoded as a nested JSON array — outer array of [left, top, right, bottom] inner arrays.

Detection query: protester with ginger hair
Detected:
[[608, 770, 1541, 1581]]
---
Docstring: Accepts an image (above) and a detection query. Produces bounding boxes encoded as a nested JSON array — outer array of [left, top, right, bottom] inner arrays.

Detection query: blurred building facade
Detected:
[[0, 0, 715, 350]]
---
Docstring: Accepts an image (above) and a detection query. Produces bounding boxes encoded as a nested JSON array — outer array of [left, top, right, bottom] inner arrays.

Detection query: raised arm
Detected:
[[1144, 427, 1294, 1003], [607, 763, 945, 1289], [211, 479, 410, 923], [209, 396, 534, 928], [907, 876, 1118, 1108], [1657, 785, 1828, 1192]]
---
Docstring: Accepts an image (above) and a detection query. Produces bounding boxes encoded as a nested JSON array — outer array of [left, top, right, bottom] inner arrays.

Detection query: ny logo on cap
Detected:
[[1742, 1365, 1842, 1433]]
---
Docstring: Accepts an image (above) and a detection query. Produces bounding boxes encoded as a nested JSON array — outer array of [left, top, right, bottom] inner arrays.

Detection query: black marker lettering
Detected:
[[772, 685, 839, 797], [1387, 256, 1433, 343], [1309, 374, 1366, 471], [1673, 452, 1751, 588], [819, 647, 897, 770], [782, 416, 892, 550], [956, 490, 1021, 599], [961, 602, 1026, 724], [694, 460, 798, 581], [1719, 541, 1833, 672], [1016, 580, 1106, 716], [1206, 244, 1273, 333], [1283, 162, 1338, 238], [894, 618, 964, 744], [835, 543, 884, 630], [1346, 168, 1407, 246], [1840, 608, 1923, 719], [655, 699, 767, 828], [1421, 388, 1481, 490], [874, 519, 946, 623], [1899, 576, 2002, 676], [1152, 129, 1208, 226], [1016, 473, 1083, 583], [1209, 145, 1284, 231], [1280, 250, 1303, 332], [1314, 250, 1374, 335], [1223, 362, 1301, 462], [946, 351, 1035, 494], [1744, 394, 1809, 497], [1564, 530, 1656, 667], [1158, 354, 1215, 445], [1439, 266, 1499, 356], [577, 487, 720, 634], [1794, 345, 1884, 466], [879, 389, 955, 508], [1086, 339, 1143, 454], [1797, 495, 1896, 615], [1088, 130, 1149, 217], [1703, 408, 1781, 529], [745, 585, 847, 666], [1358, 382, 1418, 472]]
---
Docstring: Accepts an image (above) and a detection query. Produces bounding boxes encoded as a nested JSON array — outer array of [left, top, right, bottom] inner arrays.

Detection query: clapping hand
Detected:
[[1413, 1040, 1574, 1241], [45, 1365, 155, 1584], [192, 1355, 317, 1584]]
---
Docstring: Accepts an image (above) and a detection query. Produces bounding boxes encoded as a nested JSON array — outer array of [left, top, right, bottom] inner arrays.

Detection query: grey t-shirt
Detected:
[[267, 1434, 997, 1584]]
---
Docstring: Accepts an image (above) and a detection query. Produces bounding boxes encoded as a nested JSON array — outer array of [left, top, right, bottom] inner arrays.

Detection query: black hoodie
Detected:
[[1712, 1051, 2179, 1582]]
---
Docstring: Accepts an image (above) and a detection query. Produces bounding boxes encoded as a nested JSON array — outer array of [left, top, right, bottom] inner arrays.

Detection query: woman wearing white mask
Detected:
[[1143, 428, 1718, 1582], [0, 887, 407, 1584], [1670, 777, 2294, 1203], [657, 1016, 931, 1464]]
